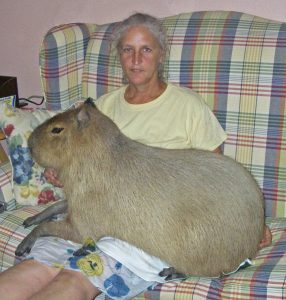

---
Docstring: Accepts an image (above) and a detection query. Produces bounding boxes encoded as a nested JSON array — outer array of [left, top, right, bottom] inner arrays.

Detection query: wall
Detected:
[[1, 0, 286, 99]]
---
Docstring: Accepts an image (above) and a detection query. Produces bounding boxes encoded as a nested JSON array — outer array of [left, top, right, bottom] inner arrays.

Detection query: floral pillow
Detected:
[[0, 102, 65, 206]]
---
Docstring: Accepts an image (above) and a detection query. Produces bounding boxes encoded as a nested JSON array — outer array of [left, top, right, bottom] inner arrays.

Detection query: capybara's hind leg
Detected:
[[159, 267, 187, 280]]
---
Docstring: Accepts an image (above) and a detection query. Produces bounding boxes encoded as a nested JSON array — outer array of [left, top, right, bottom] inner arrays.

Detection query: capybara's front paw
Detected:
[[23, 216, 38, 228], [15, 236, 36, 256]]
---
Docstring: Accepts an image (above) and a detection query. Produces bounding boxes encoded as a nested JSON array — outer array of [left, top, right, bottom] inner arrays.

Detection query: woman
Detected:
[[0, 13, 272, 300]]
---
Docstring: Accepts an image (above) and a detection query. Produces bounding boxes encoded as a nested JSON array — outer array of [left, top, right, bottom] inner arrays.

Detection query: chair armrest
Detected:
[[0, 140, 16, 211], [39, 23, 97, 110]]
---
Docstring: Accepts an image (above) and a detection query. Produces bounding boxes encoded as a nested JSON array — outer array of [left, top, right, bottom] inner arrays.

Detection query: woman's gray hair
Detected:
[[111, 13, 169, 80]]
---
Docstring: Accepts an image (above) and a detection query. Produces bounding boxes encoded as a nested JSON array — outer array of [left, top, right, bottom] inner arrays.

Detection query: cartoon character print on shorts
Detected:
[[68, 238, 104, 276], [77, 252, 104, 276]]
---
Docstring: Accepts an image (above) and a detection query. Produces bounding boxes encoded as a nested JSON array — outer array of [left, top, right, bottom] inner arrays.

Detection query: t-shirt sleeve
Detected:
[[188, 97, 227, 151]]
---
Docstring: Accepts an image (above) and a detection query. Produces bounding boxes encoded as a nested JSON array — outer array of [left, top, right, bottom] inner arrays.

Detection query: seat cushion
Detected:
[[0, 205, 46, 271]]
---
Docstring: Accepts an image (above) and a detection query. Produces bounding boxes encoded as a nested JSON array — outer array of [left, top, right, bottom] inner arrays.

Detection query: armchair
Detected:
[[0, 10, 286, 299]]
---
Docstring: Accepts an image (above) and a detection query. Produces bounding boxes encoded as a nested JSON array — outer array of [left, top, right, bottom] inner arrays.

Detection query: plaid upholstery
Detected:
[[0, 161, 15, 212], [2, 10, 285, 300], [0, 141, 15, 212], [0, 205, 46, 271], [39, 23, 97, 110], [81, 22, 123, 100]]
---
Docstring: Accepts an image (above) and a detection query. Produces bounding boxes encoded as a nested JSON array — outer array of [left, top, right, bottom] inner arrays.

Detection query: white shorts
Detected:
[[19, 236, 251, 299], [20, 237, 160, 300]]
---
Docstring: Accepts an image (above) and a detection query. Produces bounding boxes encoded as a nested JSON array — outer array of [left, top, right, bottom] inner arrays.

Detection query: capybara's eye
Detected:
[[51, 127, 64, 134]]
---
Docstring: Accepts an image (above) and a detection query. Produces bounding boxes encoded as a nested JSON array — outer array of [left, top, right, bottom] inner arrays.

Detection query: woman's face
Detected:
[[119, 25, 163, 88]]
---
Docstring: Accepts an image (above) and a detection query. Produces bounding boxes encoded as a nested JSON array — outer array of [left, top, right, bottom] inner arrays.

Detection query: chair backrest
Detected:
[[41, 11, 286, 217]]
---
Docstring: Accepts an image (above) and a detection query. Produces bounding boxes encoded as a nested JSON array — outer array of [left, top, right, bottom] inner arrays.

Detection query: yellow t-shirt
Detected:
[[96, 83, 227, 150]]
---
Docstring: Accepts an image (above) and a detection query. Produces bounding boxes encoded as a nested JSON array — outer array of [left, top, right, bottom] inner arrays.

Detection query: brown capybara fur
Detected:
[[16, 99, 265, 277]]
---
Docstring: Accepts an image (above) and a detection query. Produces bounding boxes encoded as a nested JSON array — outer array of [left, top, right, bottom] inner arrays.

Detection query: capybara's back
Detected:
[[28, 100, 265, 276]]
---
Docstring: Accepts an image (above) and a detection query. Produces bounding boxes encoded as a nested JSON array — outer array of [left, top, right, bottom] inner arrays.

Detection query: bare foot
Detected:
[[259, 225, 272, 249]]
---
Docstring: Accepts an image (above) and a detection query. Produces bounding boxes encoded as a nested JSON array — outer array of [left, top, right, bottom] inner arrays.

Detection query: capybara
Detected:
[[15, 98, 265, 277]]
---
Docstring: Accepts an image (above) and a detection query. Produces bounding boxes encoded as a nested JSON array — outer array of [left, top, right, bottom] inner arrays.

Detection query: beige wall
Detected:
[[1, 0, 286, 99]]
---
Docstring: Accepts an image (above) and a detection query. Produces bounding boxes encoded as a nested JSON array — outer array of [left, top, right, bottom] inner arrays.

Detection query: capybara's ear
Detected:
[[84, 97, 95, 107], [77, 106, 91, 129]]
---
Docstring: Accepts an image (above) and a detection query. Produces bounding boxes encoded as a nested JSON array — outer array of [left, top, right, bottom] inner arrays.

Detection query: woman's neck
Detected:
[[124, 81, 167, 104]]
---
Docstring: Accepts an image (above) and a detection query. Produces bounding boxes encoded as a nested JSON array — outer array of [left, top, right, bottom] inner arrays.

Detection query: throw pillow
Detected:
[[0, 103, 65, 206]]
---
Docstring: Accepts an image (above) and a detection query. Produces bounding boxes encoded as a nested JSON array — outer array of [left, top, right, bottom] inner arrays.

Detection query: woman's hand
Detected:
[[43, 168, 63, 187]]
